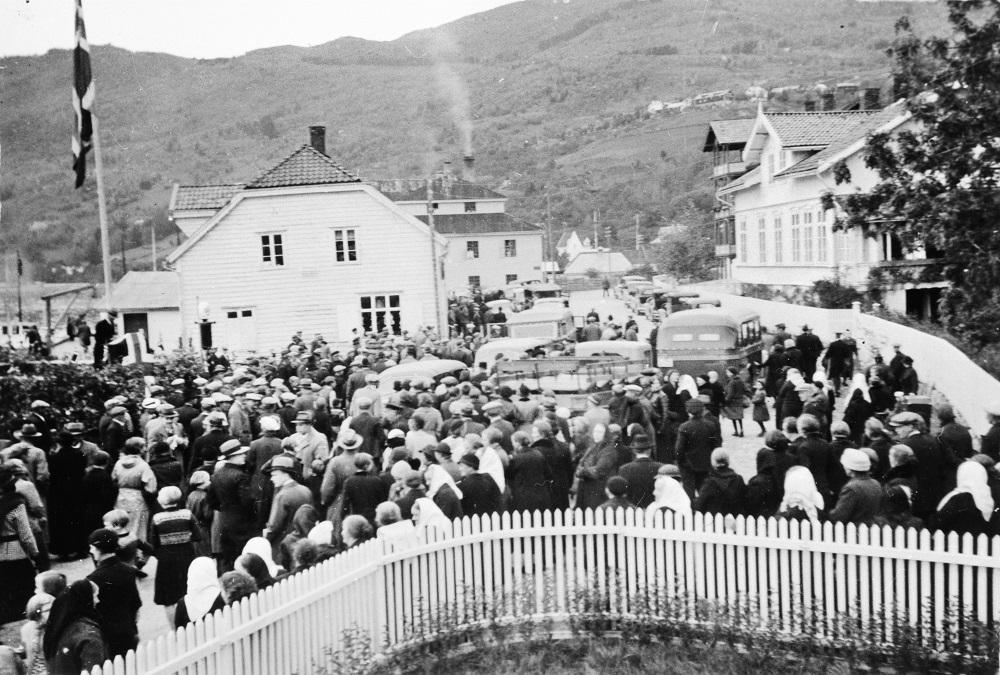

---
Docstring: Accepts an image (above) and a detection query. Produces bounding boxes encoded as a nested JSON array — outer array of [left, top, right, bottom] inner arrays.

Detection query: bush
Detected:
[[810, 278, 865, 309]]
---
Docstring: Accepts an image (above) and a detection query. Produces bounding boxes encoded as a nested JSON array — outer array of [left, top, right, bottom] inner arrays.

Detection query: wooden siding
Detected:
[[444, 231, 545, 292], [175, 186, 440, 351]]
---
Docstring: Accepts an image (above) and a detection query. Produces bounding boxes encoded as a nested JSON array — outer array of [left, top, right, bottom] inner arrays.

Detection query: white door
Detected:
[[223, 308, 257, 353]]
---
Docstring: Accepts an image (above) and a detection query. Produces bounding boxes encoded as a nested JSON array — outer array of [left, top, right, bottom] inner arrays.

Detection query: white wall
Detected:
[[394, 199, 506, 217], [174, 185, 443, 354], [443, 232, 544, 293]]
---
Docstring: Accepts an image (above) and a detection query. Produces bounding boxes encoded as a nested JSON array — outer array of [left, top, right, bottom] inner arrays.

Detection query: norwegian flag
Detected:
[[72, 0, 94, 188], [108, 332, 149, 365]]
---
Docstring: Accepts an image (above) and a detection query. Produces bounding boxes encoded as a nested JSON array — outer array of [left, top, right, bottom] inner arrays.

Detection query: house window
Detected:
[[334, 229, 357, 263], [836, 231, 854, 263], [464, 201, 477, 213], [360, 294, 401, 334], [504, 240, 517, 257], [816, 210, 828, 262], [757, 217, 767, 264], [466, 241, 479, 259], [261, 234, 284, 266], [737, 218, 748, 261], [468, 275, 481, 288], [803, 211, 814, 263], [790, 212, 801, 263], [773, 215, 783, 264], [506, 274, 518, 284]]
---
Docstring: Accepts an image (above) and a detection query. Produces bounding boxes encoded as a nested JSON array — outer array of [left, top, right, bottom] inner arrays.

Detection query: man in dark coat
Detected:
[[982, 403, 1000, 462], [393, 471, 426, 520], [675, 399, 722, 499], [597, 476, 635, 511], [793, 414, 836, 502], [892, 411, 953, 519], [888, 343, 909, 390], [101, 406, 130, 465], [937, 404, 973, 462], [795, 325, 824, 383], [616, 434, 663, 508], [86, 528, 141, 659], [457, 454, 503, 516], [206, 440, 256, 573], [191, 413, 233, 475], [341, 455, 390, 526], [47, 428, 90, 559], [530, 418, 574, 509], [349, 397, 385, 460], [822, 333, 854, 397], [93, 311, 116, 368]]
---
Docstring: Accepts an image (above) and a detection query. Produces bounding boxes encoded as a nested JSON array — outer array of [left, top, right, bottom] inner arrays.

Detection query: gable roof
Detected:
[[702, 118, 755, 151], [773, 104, 908, 179], [170, 184, 244, 211], [764, 110, 882, 148], [109, 271, 179, 310], [415, 212, 541, 235], [373, 177, 505, 202], [244, 145, 361, 189]]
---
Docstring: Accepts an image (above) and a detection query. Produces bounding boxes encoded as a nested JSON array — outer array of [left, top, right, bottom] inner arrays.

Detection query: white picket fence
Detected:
[[89, 509, 1000, 675]]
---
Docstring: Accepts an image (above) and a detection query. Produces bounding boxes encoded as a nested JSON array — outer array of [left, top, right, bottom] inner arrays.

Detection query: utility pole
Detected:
[[150, 220, 157, 271], [16, 251, 23, 323], [545, 193, 553, 281], [427, 178, 443, 337], [635, 213, 641, 250], [120, 219, 127, 277], [594, 208, 600, 248]]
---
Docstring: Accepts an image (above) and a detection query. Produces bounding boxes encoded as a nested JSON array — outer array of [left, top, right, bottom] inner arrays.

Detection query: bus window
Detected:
[[697, 333, 721, 342], [671, 333, 694, 342]]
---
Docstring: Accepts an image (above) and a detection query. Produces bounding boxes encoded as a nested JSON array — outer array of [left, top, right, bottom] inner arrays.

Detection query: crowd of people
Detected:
[[0, 323, 996, 673]]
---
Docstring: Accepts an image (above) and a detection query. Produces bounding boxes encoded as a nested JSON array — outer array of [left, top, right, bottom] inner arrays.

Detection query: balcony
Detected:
[[713, 161, 746, 178], [715, 244, 737, 258]]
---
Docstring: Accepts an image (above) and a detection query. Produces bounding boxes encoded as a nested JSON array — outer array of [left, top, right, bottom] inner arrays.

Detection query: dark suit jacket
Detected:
[[458, 473, 503, 516], [342, 473, 389, 524], [88, 557, 141, 656]]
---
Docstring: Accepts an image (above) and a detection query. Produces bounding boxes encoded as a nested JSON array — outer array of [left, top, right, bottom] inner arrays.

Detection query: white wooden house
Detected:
[[167, 129, 445, 352], [109, 271, 183, 351]]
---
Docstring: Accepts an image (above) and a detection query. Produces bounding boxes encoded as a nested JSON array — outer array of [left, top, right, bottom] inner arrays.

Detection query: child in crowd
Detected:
[[103, 509, 153, 578], [751, 380, 770, 437]]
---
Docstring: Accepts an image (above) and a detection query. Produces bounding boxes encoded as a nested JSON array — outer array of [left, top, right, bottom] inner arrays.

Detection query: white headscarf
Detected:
[[425, 463, 463, 500], [242, 536, 281, 577], [183, 557, 221, 622], [646, 475, 691, 521], [779, 466, 824, 524], [477, 444, 506, 493], [413, 497, 451, 536], [308, 521, 334, 546], [938, 461, 995, 522], [376, 519, 420, 551], [677, 374, 699, 400]]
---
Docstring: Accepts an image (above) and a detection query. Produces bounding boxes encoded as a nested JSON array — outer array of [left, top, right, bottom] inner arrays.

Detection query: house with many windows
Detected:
[[374, 177, 545, 294], [167, 128, 446, 352], [715, 102, 946, 319]]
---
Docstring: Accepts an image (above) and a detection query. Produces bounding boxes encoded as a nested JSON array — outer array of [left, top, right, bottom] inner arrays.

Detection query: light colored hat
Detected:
[[387, 428, 405, 440], [141, 398, 159, 410], [261, 396, 278, 406], [279, 392, 296, 402], [337, 429, 364, 451], [246, 392, 263, 402], [365, 373, 379, 383], [193, 377, 208, 386], [170, 378, 185, 387], [30, 400, 50, 409], [841, 448, 871, 473], [889, 411, 922, 427], [212, 392, 233, 403], [260, 416, 281, 432]]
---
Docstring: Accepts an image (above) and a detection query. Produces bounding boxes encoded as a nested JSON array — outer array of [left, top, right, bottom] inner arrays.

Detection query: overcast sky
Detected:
[[0, 0, 522, 58]]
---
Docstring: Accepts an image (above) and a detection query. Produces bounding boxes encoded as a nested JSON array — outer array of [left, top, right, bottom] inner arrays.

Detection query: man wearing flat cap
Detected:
[[457, 453, 502, 516], [206, 440, 255, 573], [891, 410, 952, 519], [290, 411, 329, 485], [87, 527, 141, 658], [827, 448, 882, 525], [350, 372, 382, 418], [262, 455, 312, 559], [190, 412, 233, 475]]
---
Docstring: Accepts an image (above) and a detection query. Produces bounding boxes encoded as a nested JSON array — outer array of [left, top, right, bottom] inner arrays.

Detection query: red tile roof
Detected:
[[765, 110, 881, 147], [244, 145, 360, 189], [170, 184, 244, 211], [415, 212, 542, 235]]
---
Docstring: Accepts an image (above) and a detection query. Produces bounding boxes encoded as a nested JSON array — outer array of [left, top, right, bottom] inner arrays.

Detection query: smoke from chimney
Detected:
[[309, 126, 326, 155]]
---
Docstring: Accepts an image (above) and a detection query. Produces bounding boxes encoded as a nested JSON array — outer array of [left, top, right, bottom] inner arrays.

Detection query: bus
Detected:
[[653, 308, 763, 375]]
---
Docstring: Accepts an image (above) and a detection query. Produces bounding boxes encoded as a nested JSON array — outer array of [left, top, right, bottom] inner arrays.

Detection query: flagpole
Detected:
[[92, 114, 113, 309]]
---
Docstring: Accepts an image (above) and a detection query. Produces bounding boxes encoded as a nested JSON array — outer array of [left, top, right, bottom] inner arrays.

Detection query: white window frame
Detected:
[[359, 293, 402, 335], [802, 211, 814, 263], [504, 239, 517, 257], [757, 217, 767, 264], [505, 273, 518, 284], [773, 213, 783, 264], [790, 212, 801, 263], [468, 275, 481, 288], [466, 241, 479, 259], [737, 217, 748, 262], [260, 232, 285, 268], [334, 228, 358, 263]]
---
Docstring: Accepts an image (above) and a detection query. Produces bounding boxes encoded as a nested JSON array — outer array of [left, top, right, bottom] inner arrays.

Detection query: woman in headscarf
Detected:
[[242, 537, 283, 578], [777, 466, 824, 525], [425, 463, 464, 520], [412, 497, 451, 539], [931, 461, 995, 536], [111, 437, 158, 543], [173, 557, 225, 628], [277, 504, 318, 572], [43, 579, 107, 674], [842, 386, 872, 446], [645, 469, 692, 523]]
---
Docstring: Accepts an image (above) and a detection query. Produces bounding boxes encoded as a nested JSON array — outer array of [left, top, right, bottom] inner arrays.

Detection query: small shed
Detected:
[[109, 271, 183, 351], [563, 250, 634, 276]]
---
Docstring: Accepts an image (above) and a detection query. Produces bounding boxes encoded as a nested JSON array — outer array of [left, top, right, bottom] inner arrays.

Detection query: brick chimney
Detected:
[[462, 155, 475, 183], [821, 92, 836, 111], [309, 126, 326, 155], [804, 99, 816, 112], [862, 87, 881, 110]]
